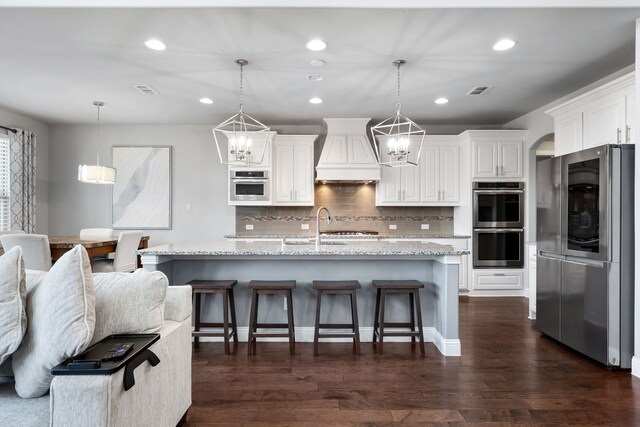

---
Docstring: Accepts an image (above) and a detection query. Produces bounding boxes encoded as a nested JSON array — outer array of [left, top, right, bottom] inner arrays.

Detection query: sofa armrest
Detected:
[[164, 285, 192, 322], [50, 318, 192, 427]]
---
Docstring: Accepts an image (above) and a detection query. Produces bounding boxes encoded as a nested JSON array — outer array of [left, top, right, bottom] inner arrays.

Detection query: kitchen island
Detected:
[[139, 240, 468, 356]]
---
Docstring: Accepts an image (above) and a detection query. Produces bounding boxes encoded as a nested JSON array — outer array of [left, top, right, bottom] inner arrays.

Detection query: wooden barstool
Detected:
[[372, 280, 425, 355], [188, 279, 238, 355], [312, 280, 361, 356], [247, 280, 296, 356]]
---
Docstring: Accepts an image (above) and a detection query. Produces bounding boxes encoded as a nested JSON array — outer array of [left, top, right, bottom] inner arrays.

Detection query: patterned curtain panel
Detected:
[[9, 129, 36, 233]]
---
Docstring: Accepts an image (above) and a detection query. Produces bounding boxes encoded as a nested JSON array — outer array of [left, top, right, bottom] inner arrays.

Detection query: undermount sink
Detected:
[[283, 240, 347, 246]]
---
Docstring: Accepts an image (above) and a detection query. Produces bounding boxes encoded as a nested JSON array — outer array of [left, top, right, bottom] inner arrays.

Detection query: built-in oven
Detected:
[[229, 170, 270, 202], [473, 181, 525, 268], [473, 182, 525, 228], [473, 228, 525, 268]]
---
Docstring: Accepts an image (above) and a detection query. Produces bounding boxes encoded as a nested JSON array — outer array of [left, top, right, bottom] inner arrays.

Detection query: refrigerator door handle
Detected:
[[564, 256, 605, 268], [538, 250, 565, 260]]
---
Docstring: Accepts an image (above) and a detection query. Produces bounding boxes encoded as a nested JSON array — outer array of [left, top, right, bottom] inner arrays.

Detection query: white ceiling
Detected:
[[0, 7, 637, 126]]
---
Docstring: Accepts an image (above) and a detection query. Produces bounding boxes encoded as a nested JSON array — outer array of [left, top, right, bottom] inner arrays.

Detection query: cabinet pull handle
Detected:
[[398, 190, 401, 201], [617, 128, 622, 144], [290, 190, 293, 200], [500, 165, 504, 176], [626, 125, 631, 143], [495, 165, 499, 176], [294, 190, 297, 200], [402, 190, 406, 200]]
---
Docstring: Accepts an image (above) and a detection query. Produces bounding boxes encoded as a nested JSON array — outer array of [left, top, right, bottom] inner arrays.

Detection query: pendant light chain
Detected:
[[239, 62, 244, 113], [396, 61, 402, 113], [96, 102, 101, 166]]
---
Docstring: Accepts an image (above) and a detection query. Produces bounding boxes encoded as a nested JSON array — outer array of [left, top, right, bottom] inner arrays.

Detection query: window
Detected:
[[0, 136, 9, 231]]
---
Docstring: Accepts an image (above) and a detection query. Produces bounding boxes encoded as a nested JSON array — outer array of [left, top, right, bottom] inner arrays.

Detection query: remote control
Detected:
[[102, 343, 134, 361], [68, 359, 101, 369]]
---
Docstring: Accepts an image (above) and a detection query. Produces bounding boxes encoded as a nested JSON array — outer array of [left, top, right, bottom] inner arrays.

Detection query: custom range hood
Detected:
[[315, 118, 381, 183]]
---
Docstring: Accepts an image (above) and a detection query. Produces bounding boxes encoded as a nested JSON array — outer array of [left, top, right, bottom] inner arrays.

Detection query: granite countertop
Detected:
[[138, 240, 470, 257], [224, 234, 471, 240]]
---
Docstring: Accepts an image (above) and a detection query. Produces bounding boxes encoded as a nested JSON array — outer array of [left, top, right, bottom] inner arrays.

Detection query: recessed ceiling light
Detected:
[[493, 38, 516, 51], [145, 39, 166, 51], [306, 39, 327, 51], [309, 97, 323, 104], [310, 59, 326, 67], [307, 74, 324, 82], [435, 97, 449, 105], [199, 98, 213, 104]]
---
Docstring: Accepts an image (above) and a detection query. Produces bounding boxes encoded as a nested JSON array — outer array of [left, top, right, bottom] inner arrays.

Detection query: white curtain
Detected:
[[9, 129, 36, 233]]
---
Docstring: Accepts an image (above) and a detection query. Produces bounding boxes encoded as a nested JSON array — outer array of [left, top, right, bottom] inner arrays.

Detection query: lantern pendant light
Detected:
[[371, 59, 425, 167], [213, 59, 270, 166], [78, 101, 116, 184]]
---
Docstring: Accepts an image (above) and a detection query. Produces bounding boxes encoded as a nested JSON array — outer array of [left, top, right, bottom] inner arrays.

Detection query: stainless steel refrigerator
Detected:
[[536, 144, 634, 368]]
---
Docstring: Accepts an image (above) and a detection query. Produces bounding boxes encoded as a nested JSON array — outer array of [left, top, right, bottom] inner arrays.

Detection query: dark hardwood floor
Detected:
[[186, 297, 640, 426]]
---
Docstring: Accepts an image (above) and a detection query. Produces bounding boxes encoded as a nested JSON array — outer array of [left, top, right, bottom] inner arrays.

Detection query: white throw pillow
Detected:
[[0, 247, 27, 366], [90, 269, 168, 345], [12, 245, 95, 398]]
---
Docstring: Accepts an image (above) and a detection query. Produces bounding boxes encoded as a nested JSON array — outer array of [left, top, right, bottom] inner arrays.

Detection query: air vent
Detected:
[[133, 84, 160, 95], [466, 85, 493, 96]]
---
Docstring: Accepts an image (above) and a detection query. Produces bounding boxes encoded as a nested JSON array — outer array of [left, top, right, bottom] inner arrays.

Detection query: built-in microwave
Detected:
[[229, 170, 270, 202]]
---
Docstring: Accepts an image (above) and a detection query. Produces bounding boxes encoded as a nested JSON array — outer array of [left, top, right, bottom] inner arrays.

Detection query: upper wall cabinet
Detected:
[[469, 131, 525, 180], [420, 140, 460, 204], [273, 135, 316, 206], [376, 135, 461, 206], [547, 72, 635, 156]]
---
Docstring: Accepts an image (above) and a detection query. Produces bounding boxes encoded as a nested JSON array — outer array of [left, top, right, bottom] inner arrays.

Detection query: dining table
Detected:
[[48, 236, 150, 265], [0, 235, 150, 267]]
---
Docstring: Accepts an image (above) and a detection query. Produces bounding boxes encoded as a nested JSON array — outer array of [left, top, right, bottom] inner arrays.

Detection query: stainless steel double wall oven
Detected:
[[473, 182, 525, 268]]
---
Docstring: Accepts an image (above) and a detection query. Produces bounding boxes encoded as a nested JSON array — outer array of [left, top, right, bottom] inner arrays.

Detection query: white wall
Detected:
[[48, 124, 234, 245], [0, 105, 49, 234]]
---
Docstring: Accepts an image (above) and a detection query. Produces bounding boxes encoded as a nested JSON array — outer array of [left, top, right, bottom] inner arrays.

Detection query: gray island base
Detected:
[[139, 240, 469, 356]]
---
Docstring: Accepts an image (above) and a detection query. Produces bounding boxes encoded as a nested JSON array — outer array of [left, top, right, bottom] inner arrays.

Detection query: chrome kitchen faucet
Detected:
[[315, 206, 332, 250]]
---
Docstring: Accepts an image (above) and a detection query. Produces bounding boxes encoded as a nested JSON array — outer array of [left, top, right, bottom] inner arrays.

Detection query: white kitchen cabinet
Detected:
[[582, 92, 626, 149], [377, 162, 420, 204], [377, 136, 461, 206], [472, 269, 524, 291], [470, 133, 525, 179], [273, 135, 315, 206], [554, 112, 583, 156], [420, 145, 460, 204], [547, 72, 635, 155]]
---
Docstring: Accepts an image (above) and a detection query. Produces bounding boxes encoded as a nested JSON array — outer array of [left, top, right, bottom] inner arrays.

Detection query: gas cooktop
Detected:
[[320, 230, 379, 236]]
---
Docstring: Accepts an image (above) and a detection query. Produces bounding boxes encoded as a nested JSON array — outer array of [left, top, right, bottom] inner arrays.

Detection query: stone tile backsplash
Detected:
[[236, 183, 454, 236]]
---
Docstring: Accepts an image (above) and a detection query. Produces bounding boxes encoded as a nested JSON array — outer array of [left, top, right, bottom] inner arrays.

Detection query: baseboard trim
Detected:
[[631, 356, 640, 378], [194, 326, 461, 356]]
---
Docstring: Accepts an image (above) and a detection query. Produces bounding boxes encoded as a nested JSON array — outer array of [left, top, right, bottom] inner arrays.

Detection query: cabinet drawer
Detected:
[[473, 270, 523, 290]]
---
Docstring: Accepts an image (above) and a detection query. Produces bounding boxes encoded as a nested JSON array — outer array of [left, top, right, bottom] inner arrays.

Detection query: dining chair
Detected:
[[92, 231, 143, 273], [79, 228, 114, 240], [0, 234, 52, 271]]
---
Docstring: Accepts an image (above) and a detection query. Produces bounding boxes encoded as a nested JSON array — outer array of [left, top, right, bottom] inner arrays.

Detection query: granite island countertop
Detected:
[[224, 234, 471, 240], [138, 239, 470, 257]]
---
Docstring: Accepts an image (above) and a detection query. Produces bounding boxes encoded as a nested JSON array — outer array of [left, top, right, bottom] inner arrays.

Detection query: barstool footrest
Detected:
[[377, 322, 414, 328], [377, 331, 422, 337], [255, 322, 292, 329], [318, 333, 357, 339], [318, 323, 356, 329], [251, 332, 291, 338], [192, 331, 236, 338]]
